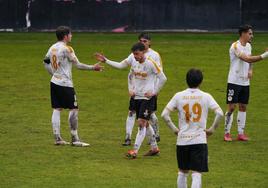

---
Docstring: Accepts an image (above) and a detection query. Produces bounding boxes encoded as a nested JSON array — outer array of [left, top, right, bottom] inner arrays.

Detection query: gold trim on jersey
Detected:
[[66, 45, 74, 53], [147, 56, 161, 73], [150, 48, 163, 68]]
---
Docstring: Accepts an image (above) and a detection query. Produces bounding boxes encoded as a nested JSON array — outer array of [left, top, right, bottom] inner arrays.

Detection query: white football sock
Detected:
[[177, 171, 188, 188], [191, 172, 202, 188], [224, 112, 233, 134], [52, 109, 61, 140], [146, 125, 158, 150], [237, 111, 246, 134], [125, 112, 136, 140], [69, 110, 79, 142], [133, 126, 146, 152], [150, 113, 159, 136]]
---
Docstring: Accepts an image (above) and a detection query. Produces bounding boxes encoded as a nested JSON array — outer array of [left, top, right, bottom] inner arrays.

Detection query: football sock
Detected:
[[177, 171, 188, 188], [52, 109, 61, 141], [69, 110, 79, 142], [150, 113, 159, 136], [224, 111, 233, 134], [146, 125, 158, 150], [191, 172, 202, 188], [125, 112, 136, 140], [237, 111, 246, 134], [133, 126, 146, 152]]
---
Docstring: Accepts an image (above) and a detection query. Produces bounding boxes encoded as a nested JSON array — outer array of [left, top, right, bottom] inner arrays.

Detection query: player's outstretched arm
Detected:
[[67, 49, 103, 71], [161, 108, 179, 135], [94, 52, 129, 69], [206, 108, 224, 137], [236, 49, 268, 63]]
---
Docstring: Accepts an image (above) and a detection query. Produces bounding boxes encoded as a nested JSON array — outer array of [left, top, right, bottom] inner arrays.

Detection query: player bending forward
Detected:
[[162, 69, 223, 188], [43, 26, 103, 146], [95, 42, 167, 159]]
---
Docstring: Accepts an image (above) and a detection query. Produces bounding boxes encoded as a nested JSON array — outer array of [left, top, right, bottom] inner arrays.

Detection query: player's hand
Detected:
[[144, 92, 155, 98], [94, 52, 106, 63], [205, 129, 214, 137], [248, 69, 253, 79], [93, 63, 104, 71], [129, 91, 135, 97], [174, 129, 179, 135]]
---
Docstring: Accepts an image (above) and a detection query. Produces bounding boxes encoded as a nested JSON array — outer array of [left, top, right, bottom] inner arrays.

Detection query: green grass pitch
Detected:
[[0, 32, 268, 188]]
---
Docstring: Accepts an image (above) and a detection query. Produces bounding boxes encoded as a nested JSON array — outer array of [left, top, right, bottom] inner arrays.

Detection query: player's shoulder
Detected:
[[146, 56, 161, 71], [148, 48, 161, 58], [125, 53, 135, 64], [246, 42, 252, 49], [199, 90, 215, 101], [64, 45, 74, 53], [175, 89, 188, 98], [230, 40, 240, 50]]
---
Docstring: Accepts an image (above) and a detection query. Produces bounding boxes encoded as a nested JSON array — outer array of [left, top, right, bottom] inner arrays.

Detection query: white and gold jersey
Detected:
[[125, 55, 162, 100], [228, 40, 252, 86], [166, 88, 220, 146], [45, 41, 77, 87], [128, 48, 163, 92]]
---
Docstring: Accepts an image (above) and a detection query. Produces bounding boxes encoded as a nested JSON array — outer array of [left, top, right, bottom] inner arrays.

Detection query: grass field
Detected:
[[0, 32, 268, 188]]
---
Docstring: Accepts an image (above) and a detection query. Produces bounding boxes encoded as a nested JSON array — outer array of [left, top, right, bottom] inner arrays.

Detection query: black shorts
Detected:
[[177, 144, 208, 172], [50, 82, 78, 109], [226, 83, 250, 104], [151, 95, 158, 111], [134, 98, 154, 120], [129, 97, 135, 112]]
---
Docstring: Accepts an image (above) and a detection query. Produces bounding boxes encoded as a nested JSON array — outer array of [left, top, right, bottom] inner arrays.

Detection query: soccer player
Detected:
[[43, 26, 103, 146], [95, 42, 167, 158], [123, 33, 163, 146], [224, 25, 268, 141], [161, 68, 223, 188]]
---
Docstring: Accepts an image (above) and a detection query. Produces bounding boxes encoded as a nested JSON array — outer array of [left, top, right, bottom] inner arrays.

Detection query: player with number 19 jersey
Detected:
[[166, 88, 221, 145]]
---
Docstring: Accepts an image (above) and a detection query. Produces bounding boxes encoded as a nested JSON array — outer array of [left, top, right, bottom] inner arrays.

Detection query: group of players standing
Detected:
[[43, 25, 268, 188]]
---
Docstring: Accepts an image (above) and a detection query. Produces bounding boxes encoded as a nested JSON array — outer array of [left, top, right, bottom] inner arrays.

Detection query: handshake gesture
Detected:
[[94, 52, 106, 63]]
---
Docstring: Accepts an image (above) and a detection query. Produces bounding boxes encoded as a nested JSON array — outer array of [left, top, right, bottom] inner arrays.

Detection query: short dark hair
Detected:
[[186, 68, 203, 88], [138, 33, 151, 40], [131, 42, 145, 52], [56, 26, 71, 41], [238, 24, 252, 36]]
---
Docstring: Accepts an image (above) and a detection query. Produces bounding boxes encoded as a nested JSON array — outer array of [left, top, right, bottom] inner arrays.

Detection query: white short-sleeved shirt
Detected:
[[45, 41, 77, 88], [124, 55, 162, 100], [166, 88, 221, 146], [228, 40, 252, 86]]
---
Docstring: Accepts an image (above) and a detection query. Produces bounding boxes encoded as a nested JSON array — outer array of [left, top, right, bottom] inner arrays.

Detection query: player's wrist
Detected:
[[260, 51, 268, 59]]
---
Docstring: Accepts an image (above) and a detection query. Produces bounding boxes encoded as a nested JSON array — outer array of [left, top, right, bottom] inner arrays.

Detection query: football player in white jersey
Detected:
[[95, 43, 167, 159], [224, 25, 268, 141], [123, 33, 163, 146], [43, 26, 103, 146], [161, 69, 223, 188]]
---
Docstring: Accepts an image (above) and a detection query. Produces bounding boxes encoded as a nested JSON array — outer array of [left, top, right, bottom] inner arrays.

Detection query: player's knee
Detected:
[[179, 169, 189, 174], [128, 111, 136, 117], [150, 113, 158, 123], [138, 119, 147, 127], [69, 110, 78, 126], [238, 104, 247, 111], [228, 104, 236, 113]]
